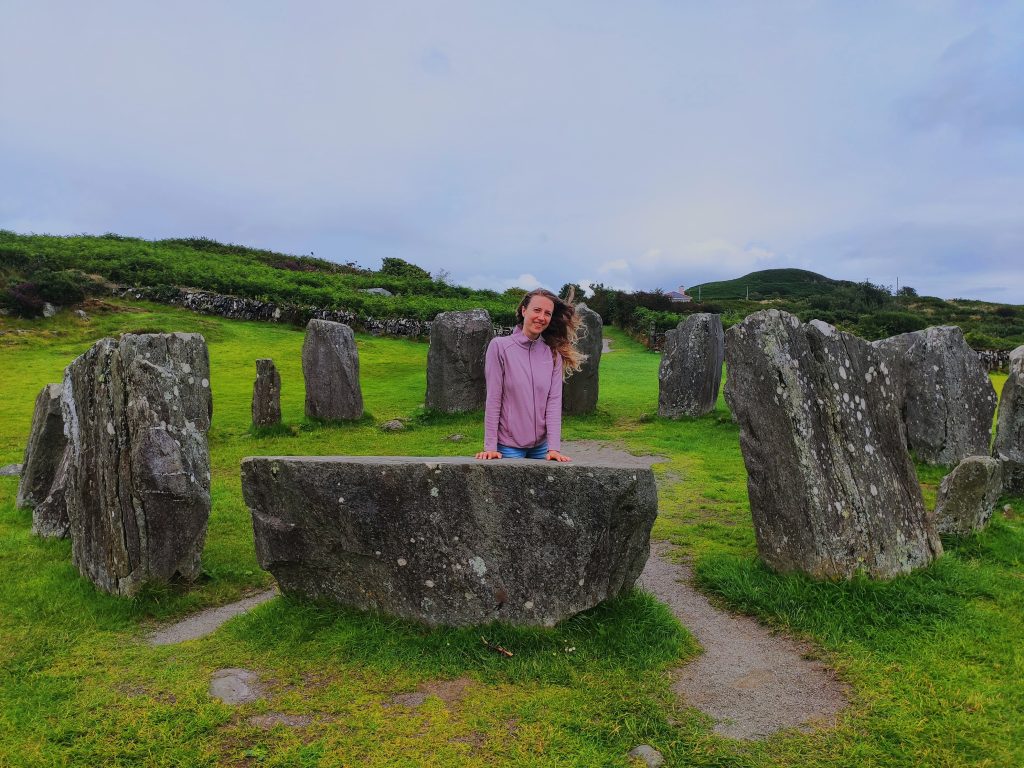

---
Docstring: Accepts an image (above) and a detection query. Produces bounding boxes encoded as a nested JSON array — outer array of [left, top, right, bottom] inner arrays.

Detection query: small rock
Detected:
[[934, 456, 1002, 535], [445, 433, 466, 442], [74, 309, 89, 321], [359, 287, 394, 297], [0, 463, 21, 477], [1005, 504, 1013, 514], [380, 419, 406, 432], [43, 302, 59, 318], [627, 744, 665, 767], [210, 668, 263, 705]]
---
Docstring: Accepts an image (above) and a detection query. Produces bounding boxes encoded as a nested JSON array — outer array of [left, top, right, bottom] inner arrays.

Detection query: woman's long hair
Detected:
[[515, 287, 588, 378]]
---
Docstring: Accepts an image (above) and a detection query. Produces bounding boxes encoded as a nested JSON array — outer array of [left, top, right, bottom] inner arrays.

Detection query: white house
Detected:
[[665, 285, 692, 303]]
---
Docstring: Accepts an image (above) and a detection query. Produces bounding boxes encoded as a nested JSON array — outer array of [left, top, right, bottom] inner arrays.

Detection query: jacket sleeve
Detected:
[[483, 340, 503, 452], [545, 353, 563, 452]]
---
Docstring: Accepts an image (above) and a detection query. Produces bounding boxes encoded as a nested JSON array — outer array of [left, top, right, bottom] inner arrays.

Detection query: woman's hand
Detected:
[[547, 450, 571, 462], [475, 451, 502, 460]]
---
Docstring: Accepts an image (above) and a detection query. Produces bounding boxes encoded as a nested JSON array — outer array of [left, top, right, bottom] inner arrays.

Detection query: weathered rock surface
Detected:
[[32, 445, 71, 539], [873, 326, 997, 466], [562, 303, 602, 415], [62, 333, 212, 595], [252, 358, 282, 427], [302, 320, 363, 421], [16, 384, 68, 510], [658, 314, 725, 418], [425, 309, 493, 413], [724, 311, 941, 579], [934, 456, 1003, 536], [0, 463, 21, 477], [994, 345, 1024, 494], [242, 456, 657, 626]]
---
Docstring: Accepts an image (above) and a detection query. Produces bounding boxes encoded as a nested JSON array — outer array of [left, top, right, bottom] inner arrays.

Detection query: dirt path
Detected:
[[639, 543, 848, 739], [563, 440, 848, 740], [147, 588, 278, 646]]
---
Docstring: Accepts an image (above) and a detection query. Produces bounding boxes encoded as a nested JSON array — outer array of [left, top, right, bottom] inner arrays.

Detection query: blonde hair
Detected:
[[516, 287, 588, 379]]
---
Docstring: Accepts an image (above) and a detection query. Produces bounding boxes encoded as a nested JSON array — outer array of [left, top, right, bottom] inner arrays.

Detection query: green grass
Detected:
[[1, 303, 1021, 767]]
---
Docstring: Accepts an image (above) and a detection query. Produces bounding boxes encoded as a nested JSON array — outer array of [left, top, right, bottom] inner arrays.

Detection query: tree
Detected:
[[380, 258, 431, 280]]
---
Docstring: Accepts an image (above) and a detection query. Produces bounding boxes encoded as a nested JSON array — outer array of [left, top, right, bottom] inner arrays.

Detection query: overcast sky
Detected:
[[2, 1, 1022, 302]]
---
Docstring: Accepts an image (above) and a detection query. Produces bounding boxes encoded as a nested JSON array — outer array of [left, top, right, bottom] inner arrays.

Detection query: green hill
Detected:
[[0, 231, 522, 323], [688, 268, 851, 301]]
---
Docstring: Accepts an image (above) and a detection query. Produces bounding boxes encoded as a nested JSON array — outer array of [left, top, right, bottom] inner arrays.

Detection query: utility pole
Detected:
[[746, 285, 749, 301], [698, 286, 701, 302]]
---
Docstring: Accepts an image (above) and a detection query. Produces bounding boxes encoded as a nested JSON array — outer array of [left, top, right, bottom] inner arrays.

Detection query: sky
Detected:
[[2, 1, 1023, 302]]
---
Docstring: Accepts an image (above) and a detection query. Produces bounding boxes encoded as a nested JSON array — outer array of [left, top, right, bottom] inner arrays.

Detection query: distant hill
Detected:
[[688, 268, 853, 301]]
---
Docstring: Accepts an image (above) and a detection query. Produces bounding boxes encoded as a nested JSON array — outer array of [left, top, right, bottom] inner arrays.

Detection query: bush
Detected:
[[2, 282, 46, 317], [33, 269, 89, 305], [857, 311, 928, 340], [380, 257, 431, 280]]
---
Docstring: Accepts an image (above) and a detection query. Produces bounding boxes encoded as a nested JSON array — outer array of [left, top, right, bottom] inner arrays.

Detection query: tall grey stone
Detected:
[[993, 345, 1024, 494], [933, 456, 1002, 536], [872, 326, 997, 466], [658, 313, 725, 418], [17, 384, 68, 509], [302, 319, 363, 421], [252, 359, 282, 427], [562, 303, 602, 415], [242, 456, 657, 627], [62, 333, 212, 595], [424, 310, 493, 413], [32, 444, 71, 539], [724, 311, 941, 579]]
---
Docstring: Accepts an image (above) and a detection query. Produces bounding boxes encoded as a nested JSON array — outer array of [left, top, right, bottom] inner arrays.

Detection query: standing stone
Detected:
[[873, 326, 998, 466], [724, 311, 941, 579], [17, 384, 68, 510], [425, 310, 493, 413], [32, 445, 71, 539], [62, 333, 212, 595], [658, 314, 725, 418], [252, 359, 282, 427], [933, 456, 1003, 536], [302, 320, 363, 421], [993, 345, 1024, 494], [562, 303, 603, 415]]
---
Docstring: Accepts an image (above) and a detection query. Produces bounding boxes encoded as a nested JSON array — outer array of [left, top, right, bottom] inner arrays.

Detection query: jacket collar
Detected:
[[511, 324, 547, 348]]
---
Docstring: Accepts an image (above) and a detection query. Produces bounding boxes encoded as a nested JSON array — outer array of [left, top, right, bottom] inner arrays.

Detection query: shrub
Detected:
[[3, 282, 46, 317]]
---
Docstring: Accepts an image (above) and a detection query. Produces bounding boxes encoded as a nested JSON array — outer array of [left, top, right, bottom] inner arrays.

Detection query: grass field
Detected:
[[1, 301, 1021, 767]]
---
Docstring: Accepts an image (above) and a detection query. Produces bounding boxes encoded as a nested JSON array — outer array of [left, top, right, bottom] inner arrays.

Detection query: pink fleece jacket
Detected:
[[483, 326, 563, 452]]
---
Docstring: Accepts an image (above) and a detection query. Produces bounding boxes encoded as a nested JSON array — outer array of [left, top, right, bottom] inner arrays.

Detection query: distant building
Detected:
[[665, 285, 692, 303]]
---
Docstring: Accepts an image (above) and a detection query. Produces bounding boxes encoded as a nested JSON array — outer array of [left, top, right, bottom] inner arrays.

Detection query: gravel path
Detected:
[[639, 542, 848, 739], [564, 440, 848, 740], [147, 588, 278, 646]]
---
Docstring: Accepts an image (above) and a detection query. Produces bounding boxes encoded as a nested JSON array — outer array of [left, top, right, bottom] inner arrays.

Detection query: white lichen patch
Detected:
[[397, 558, 407, 566], [430, 487, 439, 497], [469, 556, 486, 576]]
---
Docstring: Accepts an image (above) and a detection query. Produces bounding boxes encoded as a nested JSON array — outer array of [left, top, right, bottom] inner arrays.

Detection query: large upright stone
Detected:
[[993, 345, 1024, 494], [32, 445, 71, 539], [302, 320, 363, 421], [562, 303, 603, 415], [16, 383, 67, 510], [252, 359, 282, 427], [724, 311, 941, 579], [242, 456, 657, 627], [658, 314, 725, 418], [872, 326, 997, 466], [933, 456, 1002, 536], [62, 333, 212, 595], [425, 310, 493, 413]]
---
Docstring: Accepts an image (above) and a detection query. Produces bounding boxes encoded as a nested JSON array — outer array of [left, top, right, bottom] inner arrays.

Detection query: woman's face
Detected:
[[521, 295, 555, 339]]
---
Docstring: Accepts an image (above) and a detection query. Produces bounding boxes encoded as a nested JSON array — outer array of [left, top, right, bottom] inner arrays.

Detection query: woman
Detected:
[[475, 287, 586, 461]]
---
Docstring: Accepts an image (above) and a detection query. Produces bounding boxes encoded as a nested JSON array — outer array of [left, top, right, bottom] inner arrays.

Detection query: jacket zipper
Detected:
[[528, 339, 538, 447]]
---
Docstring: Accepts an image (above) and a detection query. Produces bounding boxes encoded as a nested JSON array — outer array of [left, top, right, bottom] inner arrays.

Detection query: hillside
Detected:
[[2, 231, 1022, 350], [688, 268, 851, 301], [0, 231, 522, 323]]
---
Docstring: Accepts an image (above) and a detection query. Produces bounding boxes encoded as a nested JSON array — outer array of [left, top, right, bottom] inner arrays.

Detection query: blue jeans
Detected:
[[498, 442, 548, 460]]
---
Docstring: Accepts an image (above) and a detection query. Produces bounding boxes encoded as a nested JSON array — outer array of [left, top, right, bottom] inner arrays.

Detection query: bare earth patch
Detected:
[[384, 676, 477, 710], [639, 541, 849, 740], [560, 440, 666, 468], [147, 588, 278, 646]]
